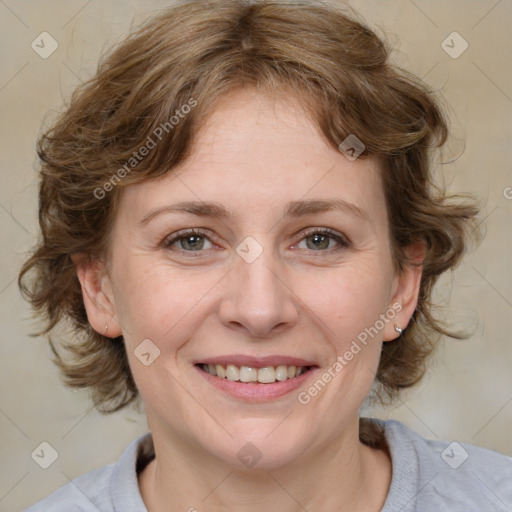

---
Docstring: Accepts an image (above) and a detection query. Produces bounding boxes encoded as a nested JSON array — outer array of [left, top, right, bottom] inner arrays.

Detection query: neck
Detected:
[[139, 417, 392, 512]]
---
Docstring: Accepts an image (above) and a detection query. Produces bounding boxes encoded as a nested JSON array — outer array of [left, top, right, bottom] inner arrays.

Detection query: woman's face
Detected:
[[84, 87, 419, 469]]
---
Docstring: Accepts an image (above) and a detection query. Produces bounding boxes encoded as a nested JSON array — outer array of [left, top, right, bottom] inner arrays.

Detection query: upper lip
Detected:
[[194, 355, 318, 368]]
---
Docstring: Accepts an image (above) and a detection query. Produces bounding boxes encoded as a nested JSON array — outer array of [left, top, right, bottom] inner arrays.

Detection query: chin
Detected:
[[206, 420, 313, 471]]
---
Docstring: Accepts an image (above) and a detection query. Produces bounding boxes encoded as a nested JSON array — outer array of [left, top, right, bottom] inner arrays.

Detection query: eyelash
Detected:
[[162, 227, 350, 255]]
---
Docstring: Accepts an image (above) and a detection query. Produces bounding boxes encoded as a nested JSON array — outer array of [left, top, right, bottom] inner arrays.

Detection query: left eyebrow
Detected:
[[138, 198, 369, 226], [283, 198, 369, 222]]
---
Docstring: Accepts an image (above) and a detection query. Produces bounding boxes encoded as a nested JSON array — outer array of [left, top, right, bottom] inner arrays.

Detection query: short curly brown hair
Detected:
[[19, 0, 480, 434]]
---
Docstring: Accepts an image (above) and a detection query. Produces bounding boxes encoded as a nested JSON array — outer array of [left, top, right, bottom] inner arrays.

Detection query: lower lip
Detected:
[[195, 365, 318, 402]]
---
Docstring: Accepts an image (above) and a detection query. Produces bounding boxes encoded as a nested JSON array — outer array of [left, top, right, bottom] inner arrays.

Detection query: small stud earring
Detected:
[[104, 325, 109, 336], [394, 324, 403, 335]]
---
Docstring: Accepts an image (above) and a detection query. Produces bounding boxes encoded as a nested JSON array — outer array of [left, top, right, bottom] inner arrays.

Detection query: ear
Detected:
[[71, 253, 122, 338], [383, 241, 425, 342]]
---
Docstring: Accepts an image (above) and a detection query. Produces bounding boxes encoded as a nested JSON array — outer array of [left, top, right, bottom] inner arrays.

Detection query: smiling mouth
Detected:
[[196, 363, 315, 384]]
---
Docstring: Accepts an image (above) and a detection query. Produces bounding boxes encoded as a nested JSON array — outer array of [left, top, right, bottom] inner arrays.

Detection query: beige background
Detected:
[[0, 0, 511, 510]]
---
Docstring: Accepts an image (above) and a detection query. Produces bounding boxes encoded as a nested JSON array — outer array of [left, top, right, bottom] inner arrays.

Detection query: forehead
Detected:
[[118, 88, 386, 227]]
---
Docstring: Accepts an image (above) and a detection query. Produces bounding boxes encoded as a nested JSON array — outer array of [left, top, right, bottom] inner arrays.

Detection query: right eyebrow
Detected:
[[139, 201, 230, 226]]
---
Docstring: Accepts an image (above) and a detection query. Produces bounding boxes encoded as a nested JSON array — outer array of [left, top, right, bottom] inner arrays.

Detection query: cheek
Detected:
[[112, 258, 221, 349], [300, 261, 393, 341], [113, 263, 213, 413]]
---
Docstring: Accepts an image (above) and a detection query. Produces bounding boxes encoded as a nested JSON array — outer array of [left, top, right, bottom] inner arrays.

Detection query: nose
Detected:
[[218, 247, 300, 339]]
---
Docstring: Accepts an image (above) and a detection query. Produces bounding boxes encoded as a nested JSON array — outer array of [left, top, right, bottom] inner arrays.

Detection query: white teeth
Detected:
[[275, 365, 288, 381], [239, 366, 258, 383], [201, 363, 309, 383], [257, 367, 276, 383], [226, 364, 239, 381]]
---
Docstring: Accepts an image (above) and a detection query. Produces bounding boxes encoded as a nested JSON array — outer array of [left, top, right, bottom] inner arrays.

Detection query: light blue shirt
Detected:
[[25, 419, 512, 511]]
